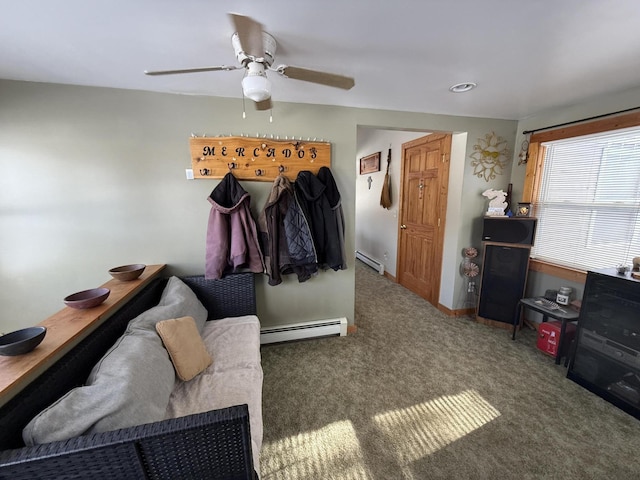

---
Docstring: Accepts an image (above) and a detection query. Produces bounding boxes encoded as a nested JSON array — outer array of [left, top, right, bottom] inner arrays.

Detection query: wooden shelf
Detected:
[[0, 264, 166, 407]]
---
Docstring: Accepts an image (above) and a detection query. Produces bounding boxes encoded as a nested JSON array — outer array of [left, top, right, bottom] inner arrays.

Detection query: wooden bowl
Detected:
[[0, 326, 47, 356], [64, 287, 110, 309], [108, 264, 146, 281]]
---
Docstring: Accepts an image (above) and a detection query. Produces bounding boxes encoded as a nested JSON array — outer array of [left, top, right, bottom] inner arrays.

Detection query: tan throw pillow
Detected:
[[156, 316, 213, 381]]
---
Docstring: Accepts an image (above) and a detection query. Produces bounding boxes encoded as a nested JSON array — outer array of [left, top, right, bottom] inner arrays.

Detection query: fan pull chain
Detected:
[[242, 89, 247, 119]]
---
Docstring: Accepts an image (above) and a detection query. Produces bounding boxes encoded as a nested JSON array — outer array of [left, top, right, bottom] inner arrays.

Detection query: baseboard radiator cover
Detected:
[[260, 317, 348, 345], [355, 250, 384, 275]]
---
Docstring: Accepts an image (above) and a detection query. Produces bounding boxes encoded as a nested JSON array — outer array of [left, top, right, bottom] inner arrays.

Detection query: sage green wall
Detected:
[[510, 85, 640, 306], [0, 80, 358, 333], [0, 79, 517, 333]]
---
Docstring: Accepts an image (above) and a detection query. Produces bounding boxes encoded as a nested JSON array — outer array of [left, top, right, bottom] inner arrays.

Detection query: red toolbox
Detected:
[[537, 320, 577, 357]]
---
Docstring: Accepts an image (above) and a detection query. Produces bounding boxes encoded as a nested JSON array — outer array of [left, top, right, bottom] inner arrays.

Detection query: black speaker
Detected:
[[477, 244, 530, 324], [482, 217, 537, 245]]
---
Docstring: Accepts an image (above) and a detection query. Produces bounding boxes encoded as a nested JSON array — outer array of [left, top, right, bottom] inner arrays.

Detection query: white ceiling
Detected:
[[2, 0, 640, 120]]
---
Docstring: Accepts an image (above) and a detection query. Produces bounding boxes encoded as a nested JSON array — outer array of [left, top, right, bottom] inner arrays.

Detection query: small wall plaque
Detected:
[[359, 152, 380, 175]]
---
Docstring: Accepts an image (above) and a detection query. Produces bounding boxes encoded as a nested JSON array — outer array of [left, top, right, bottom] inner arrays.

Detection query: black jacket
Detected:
[[317, 166, 347, 271], [295, 169, 346, 271]]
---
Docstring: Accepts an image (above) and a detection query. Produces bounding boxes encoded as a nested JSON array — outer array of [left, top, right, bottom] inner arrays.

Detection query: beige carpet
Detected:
[[259, 260, 640, 479]]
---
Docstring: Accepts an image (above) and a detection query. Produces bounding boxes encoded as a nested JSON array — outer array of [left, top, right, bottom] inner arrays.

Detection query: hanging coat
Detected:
[[316, 166, 347, 270], [205, 172, 264, 280], [258, 175, 318, 285], [284, 190, 318, 282], [258, 175, 292, 286], [295, 169, 345, 271]]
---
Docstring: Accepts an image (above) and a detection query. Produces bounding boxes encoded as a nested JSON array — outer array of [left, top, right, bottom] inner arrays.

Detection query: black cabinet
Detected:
[[567, 269, 640, 420]]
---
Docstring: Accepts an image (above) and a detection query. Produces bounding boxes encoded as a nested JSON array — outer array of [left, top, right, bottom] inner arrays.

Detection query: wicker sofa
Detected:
[[0, 273, 261, 480]]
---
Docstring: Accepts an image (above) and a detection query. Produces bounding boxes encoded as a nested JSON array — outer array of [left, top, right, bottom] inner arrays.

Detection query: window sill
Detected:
[[529, 259, 587, 284]]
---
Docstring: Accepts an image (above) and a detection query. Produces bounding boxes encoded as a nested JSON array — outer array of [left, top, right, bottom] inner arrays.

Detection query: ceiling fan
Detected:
[[144, 14, 355, 111]]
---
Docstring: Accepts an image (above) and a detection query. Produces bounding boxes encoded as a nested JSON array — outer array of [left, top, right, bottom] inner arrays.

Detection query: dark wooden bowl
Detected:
[[64, 287, 110, 309], [0, 326, 47, 356], [108, 264, 146, 281]]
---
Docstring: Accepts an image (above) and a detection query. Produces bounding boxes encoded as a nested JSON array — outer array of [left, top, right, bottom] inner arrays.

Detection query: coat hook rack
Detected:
[[189, 135, 331, 182]]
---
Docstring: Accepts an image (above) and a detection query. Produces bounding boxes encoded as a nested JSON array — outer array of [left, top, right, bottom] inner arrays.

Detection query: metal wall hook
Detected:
[[255, 169, 265, 176], [228, 162, 238, 170]]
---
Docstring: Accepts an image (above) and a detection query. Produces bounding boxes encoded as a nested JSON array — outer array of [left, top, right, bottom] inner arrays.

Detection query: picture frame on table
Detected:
[[516, 202, 532, 217]]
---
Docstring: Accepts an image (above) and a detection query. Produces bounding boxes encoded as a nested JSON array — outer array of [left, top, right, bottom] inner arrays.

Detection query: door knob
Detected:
[[400, 224, 407, 229]]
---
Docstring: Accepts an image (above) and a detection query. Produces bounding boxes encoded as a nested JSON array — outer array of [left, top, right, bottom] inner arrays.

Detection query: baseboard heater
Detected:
[[260, 317, 348, 345], [355, 250, 384, 275]]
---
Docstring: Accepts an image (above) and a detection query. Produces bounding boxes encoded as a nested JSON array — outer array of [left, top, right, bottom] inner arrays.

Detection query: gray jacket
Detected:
[[258, 175, 317, 285]]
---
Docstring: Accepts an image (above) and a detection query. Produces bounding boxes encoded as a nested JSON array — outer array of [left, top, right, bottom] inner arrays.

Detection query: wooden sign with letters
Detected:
[[189, 136, 331, 182]]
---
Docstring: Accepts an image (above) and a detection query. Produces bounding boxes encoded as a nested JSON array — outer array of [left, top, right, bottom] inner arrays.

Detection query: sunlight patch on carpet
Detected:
[[373, 389, 501, 466], [261, 420, 373, 480]]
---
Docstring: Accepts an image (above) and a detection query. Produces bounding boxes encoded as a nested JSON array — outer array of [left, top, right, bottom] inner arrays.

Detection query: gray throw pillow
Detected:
[[22, 276, 208, 445]]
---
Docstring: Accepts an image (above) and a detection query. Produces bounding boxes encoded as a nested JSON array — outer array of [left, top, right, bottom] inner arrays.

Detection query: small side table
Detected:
[[514, 298, 580, 365]]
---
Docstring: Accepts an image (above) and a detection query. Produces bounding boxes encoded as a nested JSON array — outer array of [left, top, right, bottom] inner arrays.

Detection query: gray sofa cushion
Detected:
[[22, 276, 208, 445], [165, 315, 263, 474]]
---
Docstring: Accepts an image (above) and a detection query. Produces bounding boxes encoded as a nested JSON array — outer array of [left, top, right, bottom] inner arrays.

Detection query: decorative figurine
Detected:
[[482, 189, 508, 216]]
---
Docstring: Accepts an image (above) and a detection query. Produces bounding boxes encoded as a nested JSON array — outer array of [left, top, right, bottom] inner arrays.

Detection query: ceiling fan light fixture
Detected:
[[242, 62, 271, 102], [449, 82, 477, 93], [242, 74, 271, 102]]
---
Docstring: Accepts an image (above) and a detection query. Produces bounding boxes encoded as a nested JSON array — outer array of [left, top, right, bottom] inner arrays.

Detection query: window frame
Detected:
[[522, 110, 640, 283]]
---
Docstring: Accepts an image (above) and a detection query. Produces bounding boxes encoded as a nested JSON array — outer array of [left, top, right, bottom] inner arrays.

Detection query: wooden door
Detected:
[[397, 133, 451, 306]]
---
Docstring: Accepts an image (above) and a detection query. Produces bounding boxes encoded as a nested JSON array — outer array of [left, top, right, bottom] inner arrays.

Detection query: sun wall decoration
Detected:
[[470, 131, 509, 182]]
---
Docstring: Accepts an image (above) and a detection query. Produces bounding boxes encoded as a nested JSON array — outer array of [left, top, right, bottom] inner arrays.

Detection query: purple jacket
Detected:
[[205, 173, 264, 279]]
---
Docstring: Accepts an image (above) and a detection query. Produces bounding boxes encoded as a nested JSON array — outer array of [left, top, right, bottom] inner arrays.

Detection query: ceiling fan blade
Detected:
[[277, 66, 355, 90], [144, 65, 239, 76], [254, 98, 272, 111], [229, 14, 264, 59]]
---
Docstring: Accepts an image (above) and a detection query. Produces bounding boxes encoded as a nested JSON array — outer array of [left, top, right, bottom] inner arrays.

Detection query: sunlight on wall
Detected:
[[373, 389, 500, 468], [261, 420, 373, 480]]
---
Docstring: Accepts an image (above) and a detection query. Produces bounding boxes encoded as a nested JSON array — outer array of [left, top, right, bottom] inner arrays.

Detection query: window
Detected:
[[525, 112, 640, 273]]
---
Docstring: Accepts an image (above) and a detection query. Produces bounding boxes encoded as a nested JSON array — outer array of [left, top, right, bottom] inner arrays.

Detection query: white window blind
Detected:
[[531, 126, 640, 271]]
